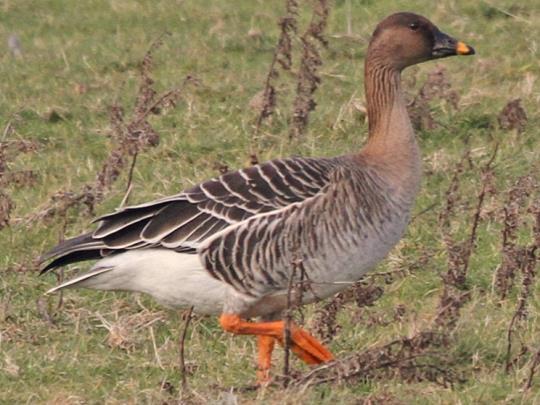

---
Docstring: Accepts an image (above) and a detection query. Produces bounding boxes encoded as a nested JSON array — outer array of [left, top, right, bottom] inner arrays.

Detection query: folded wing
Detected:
[[40, 156, 338, 273]]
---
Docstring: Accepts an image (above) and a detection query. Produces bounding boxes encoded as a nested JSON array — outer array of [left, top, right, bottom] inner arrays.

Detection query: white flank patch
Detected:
[[46, 249, 228, 315]]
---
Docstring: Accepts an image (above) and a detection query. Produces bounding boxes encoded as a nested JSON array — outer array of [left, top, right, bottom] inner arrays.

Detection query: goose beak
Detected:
[[456, 41, 475, 55], [432, 30, 475, 58]]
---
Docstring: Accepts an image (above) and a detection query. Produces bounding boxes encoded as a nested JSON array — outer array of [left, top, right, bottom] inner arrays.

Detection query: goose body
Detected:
[[41, 12, 474, 382], [201, 155, 419, 317], [44, 154, 416, 317]]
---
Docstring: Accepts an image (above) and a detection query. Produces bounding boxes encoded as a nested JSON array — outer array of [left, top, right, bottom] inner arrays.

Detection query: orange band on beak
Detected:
[[456, 41, 474, 55]]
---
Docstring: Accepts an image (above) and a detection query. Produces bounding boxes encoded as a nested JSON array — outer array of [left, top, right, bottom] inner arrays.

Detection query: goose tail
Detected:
[[39, 232, 106, 275], [45, 266, 114, 294]]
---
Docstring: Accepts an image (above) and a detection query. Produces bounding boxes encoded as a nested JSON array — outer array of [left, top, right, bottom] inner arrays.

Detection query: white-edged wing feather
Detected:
[[41, 156, 340, 272]]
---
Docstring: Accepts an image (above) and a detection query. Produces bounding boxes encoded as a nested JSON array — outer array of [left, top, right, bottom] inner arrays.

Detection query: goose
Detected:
[[40, 12, 474, 382]]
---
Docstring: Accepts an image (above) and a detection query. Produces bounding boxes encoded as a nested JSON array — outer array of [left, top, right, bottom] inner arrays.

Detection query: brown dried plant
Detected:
[[495, 175, 537, 299], [0, 158, 13, 229], [289, 0, 330, 139], [0, 132, 41, 230], [407, 66, 460, 131], [276, 0, 299, 71], [312, 291, 345, 343], [251, 0, 298, 142], [526, 348, 540, 390], [312, 279, 383, 344], [293, 331, 457, 388], [0, 140, 8, 178], [2, 170, 37, 188], [179, 306, 194, 392], [0, 192, 14, 230], [437, 148, 471, 290], [498, 98, 528, 133], [25, 35, 195, 226], [435, 145, 497, 329], [504, 197, 539, 375], [251, 0, 330, 153]]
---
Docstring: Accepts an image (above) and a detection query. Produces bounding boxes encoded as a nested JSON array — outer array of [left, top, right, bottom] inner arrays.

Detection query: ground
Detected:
[[0, 0, 539, 403]]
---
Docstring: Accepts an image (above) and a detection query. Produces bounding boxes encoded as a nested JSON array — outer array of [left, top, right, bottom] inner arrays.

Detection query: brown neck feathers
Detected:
[[360, 49, 420, 190], [364, 57, 402, 137]]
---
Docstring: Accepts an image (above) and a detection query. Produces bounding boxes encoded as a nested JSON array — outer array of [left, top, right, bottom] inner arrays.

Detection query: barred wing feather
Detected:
[[40, 156, 338, 272], [199, 160, 402, 299]]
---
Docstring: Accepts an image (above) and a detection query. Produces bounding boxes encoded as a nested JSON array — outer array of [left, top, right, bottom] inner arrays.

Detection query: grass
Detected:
[[1, 0, 539, 403]]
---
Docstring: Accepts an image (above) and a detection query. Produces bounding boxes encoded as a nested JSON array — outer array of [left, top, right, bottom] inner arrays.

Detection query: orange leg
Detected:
[[257, 335, 275, 384], [220, 313, 333, 379]]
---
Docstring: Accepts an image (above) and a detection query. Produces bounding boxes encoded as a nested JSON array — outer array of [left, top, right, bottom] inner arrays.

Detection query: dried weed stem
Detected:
[[24, 35, 195, 228], [294, 331, 456, 388], [179, 306, 194, 392], [435, 145, 497, 329], [505, 197, 539, 373], [289, 0, 329, 139], [253, 0, 298, 141]]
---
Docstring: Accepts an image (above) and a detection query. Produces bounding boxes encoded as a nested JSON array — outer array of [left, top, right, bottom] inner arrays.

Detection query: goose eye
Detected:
[[409, 22, 419, 31]]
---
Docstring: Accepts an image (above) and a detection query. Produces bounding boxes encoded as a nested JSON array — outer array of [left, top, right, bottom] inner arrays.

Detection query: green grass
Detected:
[[1, 0, 539, 403]]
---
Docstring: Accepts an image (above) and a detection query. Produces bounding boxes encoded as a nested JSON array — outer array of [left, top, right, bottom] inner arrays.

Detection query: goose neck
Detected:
[[364, 61, 403, 137], [361, 58, 421, 191]]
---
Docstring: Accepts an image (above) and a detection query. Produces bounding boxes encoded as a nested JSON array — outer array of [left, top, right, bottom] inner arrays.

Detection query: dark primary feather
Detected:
[[39, 232, 106, 273], [40, 156, 339, 274]]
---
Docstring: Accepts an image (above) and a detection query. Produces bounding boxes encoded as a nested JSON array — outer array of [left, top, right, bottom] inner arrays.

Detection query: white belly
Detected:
[[72, 250, 230, 315]]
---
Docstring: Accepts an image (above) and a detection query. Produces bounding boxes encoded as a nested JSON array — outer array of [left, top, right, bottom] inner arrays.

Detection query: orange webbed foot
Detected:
[[219, 313, 334, 381], [276, 324, 334, 364]]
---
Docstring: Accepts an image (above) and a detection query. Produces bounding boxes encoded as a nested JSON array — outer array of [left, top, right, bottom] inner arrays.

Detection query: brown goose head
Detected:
[[367, 12, 474, 71]]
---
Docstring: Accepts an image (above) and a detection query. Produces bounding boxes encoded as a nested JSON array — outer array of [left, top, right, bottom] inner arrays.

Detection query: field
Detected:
[[1, 0, 539, 403]]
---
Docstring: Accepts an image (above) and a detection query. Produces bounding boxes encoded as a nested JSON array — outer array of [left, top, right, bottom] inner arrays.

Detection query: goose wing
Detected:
[[199, 161, 395, 298], [40, 156, 338, 272]]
